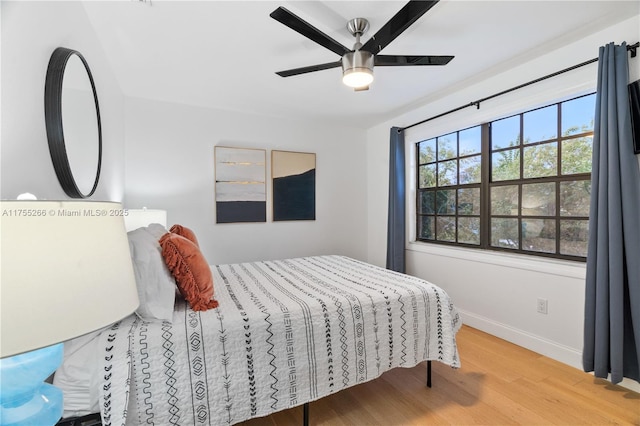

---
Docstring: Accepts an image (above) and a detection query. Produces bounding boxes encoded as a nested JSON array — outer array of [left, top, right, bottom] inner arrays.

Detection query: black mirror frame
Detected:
[[44, 47, 102, 198]]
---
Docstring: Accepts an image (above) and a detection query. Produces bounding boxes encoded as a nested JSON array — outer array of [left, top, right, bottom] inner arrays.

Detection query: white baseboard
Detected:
[[458, 308, 640, 393]]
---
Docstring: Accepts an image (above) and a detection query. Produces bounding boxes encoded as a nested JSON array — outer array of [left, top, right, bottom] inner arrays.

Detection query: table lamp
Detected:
[[0, 201, 139, 425]]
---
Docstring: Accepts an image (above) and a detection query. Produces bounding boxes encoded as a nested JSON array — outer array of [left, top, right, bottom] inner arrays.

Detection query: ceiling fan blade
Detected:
[[270, 7, 351, 57], [375, 55, 454, 66], [276, 61, 342, 77], [362, 1, 439, 54]]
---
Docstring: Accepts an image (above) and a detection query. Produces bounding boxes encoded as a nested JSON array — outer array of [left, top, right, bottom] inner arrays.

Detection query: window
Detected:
[[416, 93, 595, 261]]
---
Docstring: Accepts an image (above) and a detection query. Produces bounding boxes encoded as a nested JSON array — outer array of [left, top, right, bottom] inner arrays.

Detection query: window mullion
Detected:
[[480, 123, 491, 249], [556, 104, 562, 255]]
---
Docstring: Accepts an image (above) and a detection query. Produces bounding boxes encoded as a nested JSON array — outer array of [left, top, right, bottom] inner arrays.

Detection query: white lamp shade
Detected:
[[124, 208, 167, 232], [0, 201, 139, 358]]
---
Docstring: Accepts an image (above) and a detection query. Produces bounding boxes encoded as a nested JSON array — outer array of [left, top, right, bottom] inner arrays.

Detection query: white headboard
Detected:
[[124, 208, 167, 231]]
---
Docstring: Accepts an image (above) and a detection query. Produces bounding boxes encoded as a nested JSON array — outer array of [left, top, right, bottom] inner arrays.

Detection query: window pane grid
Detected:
[[416, 93, 594, 261], [416, 125, 481, 246]]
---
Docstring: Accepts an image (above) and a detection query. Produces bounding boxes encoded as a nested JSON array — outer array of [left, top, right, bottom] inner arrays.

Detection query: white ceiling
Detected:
[[83, 0, 638, 129]]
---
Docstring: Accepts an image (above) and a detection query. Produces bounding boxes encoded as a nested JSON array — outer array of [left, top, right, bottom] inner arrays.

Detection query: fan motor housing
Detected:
[[342, 50, 374, 73]]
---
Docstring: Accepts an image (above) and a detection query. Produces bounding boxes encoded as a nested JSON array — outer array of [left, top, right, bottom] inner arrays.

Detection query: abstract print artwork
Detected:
[[215, 147, 266, 223], [272, 150, 316, 221]]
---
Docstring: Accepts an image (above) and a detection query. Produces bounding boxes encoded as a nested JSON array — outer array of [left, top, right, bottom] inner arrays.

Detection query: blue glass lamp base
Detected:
[[0, 344, 64, 426], [0, 384, 62, 426]]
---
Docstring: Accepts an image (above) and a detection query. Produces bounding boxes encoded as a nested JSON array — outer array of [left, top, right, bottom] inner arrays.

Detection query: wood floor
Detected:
[[238, 325, 640, 425]]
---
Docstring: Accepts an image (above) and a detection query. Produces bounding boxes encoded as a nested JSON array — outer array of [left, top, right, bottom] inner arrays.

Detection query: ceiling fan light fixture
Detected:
[[342, 50, 374, 88], [343, 68, 374, 88]]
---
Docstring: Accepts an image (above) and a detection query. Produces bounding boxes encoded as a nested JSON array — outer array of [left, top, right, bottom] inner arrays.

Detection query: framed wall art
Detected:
[[214, 146, 266, 223], [272, 150, 316, 221]]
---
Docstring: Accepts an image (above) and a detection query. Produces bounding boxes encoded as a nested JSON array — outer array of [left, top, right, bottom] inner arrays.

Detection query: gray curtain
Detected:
[[386, 127, 406, 273], [583, 42, 640, 384]]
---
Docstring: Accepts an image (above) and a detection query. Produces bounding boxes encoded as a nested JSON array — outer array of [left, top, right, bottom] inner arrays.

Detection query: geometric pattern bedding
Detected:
[[100, 255, 461, 426]]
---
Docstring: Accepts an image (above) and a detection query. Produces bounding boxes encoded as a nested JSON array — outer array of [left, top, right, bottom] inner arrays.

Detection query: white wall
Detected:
[[123, 97, 368, 265], [366, 15, 640, 391], [0, 1, 125, 201]]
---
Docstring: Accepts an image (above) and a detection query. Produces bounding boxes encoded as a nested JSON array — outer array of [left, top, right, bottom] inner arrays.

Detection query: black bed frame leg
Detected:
[[299, 363, 428, 426], [303, 402, 309, 426], [300, 363, 428, 426]]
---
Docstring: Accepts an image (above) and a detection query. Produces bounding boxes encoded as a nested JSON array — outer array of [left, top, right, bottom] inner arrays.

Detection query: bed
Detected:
[[55, 226, 461, 426]]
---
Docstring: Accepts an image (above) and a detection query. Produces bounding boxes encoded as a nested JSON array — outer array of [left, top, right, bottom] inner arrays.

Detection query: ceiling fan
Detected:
[[270, 0, 454, 91]]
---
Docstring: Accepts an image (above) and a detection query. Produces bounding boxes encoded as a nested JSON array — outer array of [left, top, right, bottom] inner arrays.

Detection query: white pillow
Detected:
[[127, 224, 176, 321]]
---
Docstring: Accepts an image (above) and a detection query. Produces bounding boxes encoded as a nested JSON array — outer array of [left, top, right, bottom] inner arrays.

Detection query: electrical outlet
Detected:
[[537, 298, 548, 314]]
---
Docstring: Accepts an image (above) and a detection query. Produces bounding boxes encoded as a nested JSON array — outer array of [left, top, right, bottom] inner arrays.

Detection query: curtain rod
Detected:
[[399, 41, 639, 133]]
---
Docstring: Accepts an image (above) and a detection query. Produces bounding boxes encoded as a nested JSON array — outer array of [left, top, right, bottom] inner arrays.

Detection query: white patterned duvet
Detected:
[[100, 255, 461, 425]]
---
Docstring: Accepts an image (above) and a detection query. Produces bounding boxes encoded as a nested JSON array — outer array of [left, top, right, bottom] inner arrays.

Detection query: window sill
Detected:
[[407, 241, 586, 280]]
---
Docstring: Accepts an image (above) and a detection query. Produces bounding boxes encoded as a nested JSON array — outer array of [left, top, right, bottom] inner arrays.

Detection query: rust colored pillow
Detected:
[[170, 224, 199, 247], [159, 232, 218, 311]]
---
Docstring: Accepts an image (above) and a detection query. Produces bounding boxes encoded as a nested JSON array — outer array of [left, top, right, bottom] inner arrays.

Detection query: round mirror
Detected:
[[45, 47, 102, 198]]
